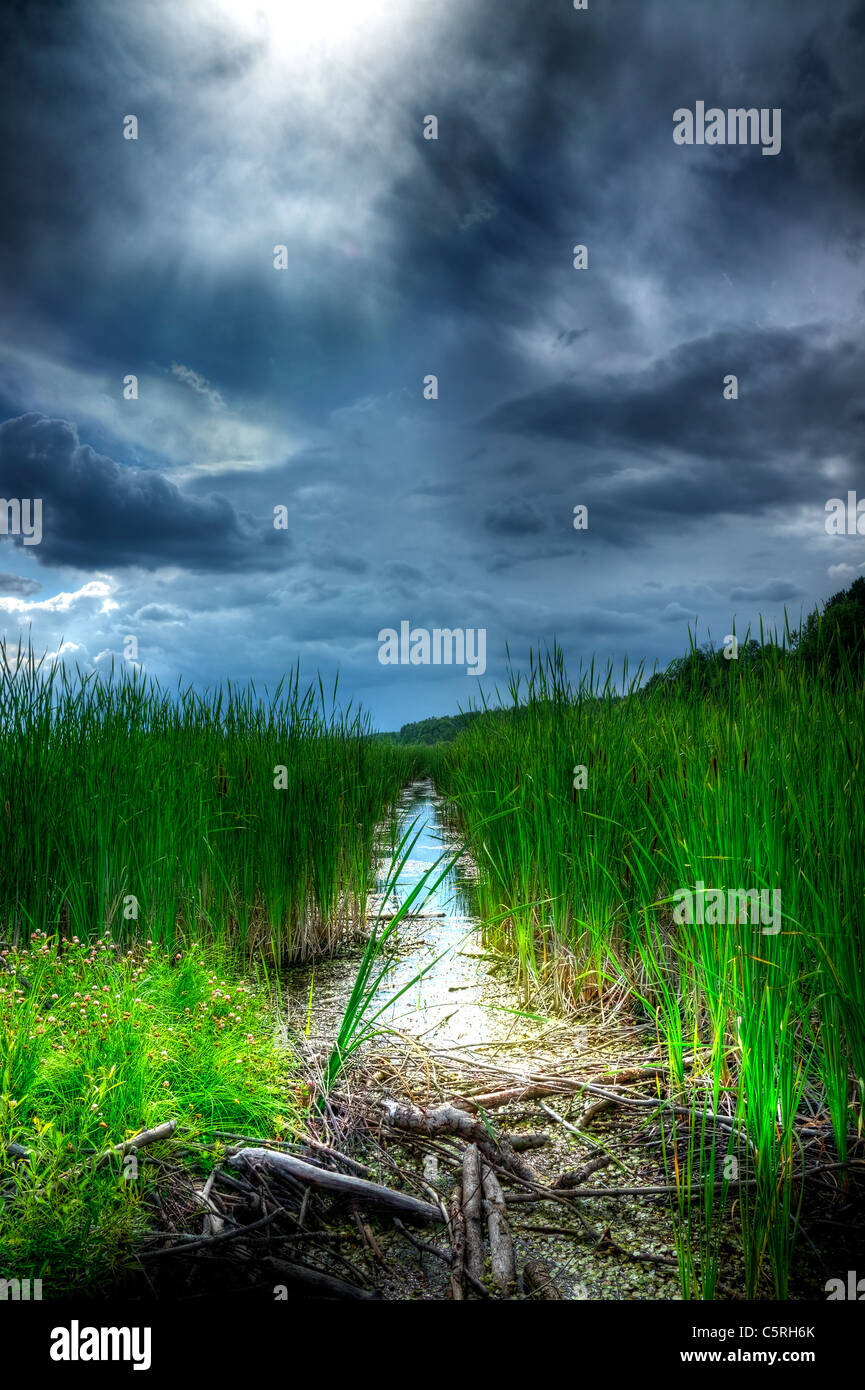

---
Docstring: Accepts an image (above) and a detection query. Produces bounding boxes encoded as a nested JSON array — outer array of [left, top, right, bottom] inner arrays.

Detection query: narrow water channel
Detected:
[[282, 779, 551, 1054]]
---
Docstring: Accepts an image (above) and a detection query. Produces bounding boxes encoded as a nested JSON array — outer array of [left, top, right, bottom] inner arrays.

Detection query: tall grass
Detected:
[[0, 646, 423, 1291], [0, 643, 419, 959], [437, 637, 865, 1297]]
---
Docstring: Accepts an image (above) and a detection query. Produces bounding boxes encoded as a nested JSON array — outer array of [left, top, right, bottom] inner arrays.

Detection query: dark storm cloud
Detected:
[[0, 0, 863, 720], [483, 326, 864, 463], [477, 325, 865, 540], [0, 572, 41, 596], [483, 500, 546, 537], [0, 413, 287, 572], [729, 580, 807, 603], [308, 552, 369, 576]]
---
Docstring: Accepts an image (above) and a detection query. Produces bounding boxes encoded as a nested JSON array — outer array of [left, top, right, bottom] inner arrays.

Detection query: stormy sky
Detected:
[[0, 0, 863, 727]]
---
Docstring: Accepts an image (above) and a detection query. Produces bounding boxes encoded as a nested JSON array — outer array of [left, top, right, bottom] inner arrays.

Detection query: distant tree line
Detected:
[[642, 576, 865, 696], [377, 580, 865, 742], [376, 709, 484, 746]]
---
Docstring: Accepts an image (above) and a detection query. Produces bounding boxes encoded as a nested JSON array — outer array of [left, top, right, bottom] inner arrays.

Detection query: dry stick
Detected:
[[528, 1077, 759, 1156], [462, 1145, 485, 1296], [539, 1100, 629, 1176], [505, 1179, 757, 1202], [231, 1148, 443, 1226], [351, 1206, 388, 1266], [449, 1183, 465, 1301], [392, 1219, 491, 1301], [214, 1130, 296, 1151], [136, 1206, 287, 1260], [199, 1169, 226, 1238], [303, 1137, 372, 1178], [513, 1195, 680, 1270], [454, 1069, 668, 1113], [481, 1160, 516, 1296], [93, 1119, 177, 1171]]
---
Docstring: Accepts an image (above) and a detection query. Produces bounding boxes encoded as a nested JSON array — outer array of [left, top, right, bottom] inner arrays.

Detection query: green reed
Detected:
[[437, 635, 864, 1298], [0, 642, 419, 959]]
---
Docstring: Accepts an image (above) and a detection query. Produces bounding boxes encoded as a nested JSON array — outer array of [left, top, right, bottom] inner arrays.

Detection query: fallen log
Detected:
[[510, 1133, 551, 1152], [449, 1184, 465, 1301], [263, 1257, 380, 1301], [578, 1098, 616, 1129], [382, 1099, 489, 1145], [199, 1168, 225, 1238], [230, 1147, 442, 1226], [553, 1155, 612, 1189], [481, 1161, 516, 1296], [382, 1099, 542, 1189], [455, 1083, 568, 1113], [523, 1259, 563, 1300], [462, 1145, 485, 1295]]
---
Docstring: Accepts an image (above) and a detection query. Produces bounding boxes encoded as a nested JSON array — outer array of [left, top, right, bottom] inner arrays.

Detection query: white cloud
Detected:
[[0, 341, 306, 479], [170, 363, 226, 410], [827, 562, 865, 580], [0, 578, 117, 615]]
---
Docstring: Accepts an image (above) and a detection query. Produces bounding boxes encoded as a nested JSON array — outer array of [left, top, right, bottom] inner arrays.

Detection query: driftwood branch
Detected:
[[482, 1160, 516, 1296], [449, 1183, 465, 1301], [264, 1257, 379, 1300], [523, 1259, 563, 1299], [462, 1145, 485, 1295], [94, 1119, 178, 1170], [230, 1147, 443, 1226], [382, 1099, 489, 1144]]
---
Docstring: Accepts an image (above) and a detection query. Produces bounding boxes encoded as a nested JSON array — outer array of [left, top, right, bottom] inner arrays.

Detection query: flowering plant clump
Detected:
[[0, 931, 300, 1293]]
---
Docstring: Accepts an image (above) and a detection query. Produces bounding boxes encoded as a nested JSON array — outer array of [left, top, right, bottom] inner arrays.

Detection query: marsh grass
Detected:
[[0, 645, 425, 1291], [437, 637, 865, 1297], [0, 642, 419, 959]]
